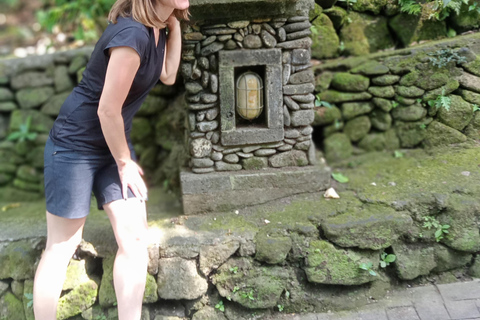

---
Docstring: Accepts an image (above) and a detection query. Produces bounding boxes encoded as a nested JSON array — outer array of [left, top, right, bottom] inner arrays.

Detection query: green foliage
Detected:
[[240, 289, 255, 301], [229, 266, 238, 274], [284, 290, 290, 299], [37, 0, 113, 42], [428, 90, 451, 111], [337, 0, 358, 10], [469, 2, 480, 13], [419, 123, 427, 130], [358, 262, 377, 276], [310, 26, 319, 36], [215, 300, 225, 312], [24, 293, 33, 309], [473, 104, 480, 112], [332, 172, 349, 183], [391, 101, 399, 109], [423, 216, 451, 242], [394, 150, 404, 158], [315, 94, 334, 108], [380, 252, 396, 268], [94, 315, 107, 320], [7, 116, 37, 143], [428, 49, 468, 68], [398, 0, 469, 20], [277, 304, 284, 312]]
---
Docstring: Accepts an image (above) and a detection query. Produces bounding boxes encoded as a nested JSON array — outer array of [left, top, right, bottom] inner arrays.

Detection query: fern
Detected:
[[399, 0, 422, 15]]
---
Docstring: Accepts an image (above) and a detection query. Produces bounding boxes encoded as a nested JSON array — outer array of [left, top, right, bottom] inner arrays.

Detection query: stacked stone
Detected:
[[0, 49, 183, 198], [182, 16, 316, 173], [315, 45, 480, 162]]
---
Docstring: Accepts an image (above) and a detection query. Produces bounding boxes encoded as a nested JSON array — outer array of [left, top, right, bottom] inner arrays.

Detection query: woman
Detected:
[[33, 0, 189, 319]]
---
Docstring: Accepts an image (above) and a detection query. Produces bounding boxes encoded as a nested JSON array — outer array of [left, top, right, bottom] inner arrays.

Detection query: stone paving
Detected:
[[273, 280, 480, 320]]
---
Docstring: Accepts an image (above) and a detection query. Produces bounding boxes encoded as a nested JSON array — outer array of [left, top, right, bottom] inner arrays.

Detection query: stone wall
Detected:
[[0, 49, 186, 200], [182, 16, 316, 173], [313, 33, 480, 162], [311, 0, 480, 59]]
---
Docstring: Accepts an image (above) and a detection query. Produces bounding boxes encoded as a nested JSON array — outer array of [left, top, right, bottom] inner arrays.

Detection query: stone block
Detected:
[[0, 240, 41, 280], [392, 242, 436, 280]]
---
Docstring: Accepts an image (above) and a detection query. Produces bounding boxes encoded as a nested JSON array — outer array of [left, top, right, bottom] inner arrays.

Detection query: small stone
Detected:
[[291, 94, 315, 103], [197, 111, 206, 122], [260, 30, 277, 48], [283, 83, 315, 95], [277, 27, 287, 42], [289, 70, 315, 85], [185, 82, 203, 94], [395, 94, 416, 106], [396, 86, 425, 98], [242, 156, 268, 170], [373, 98, 394, 112], [225, 40, 237, 50], [288, 16, 308, 22], [285, 128, 300, 139], [277, 144, 293, 151], [300, 102, 314, 109], [344, 116, 371, 142], [301, 126, 313, 135], [283, 21, 311, 33], [218, 34, 233, 41], [184, 32, 203, 41], [181, 62, 193, 79], [206, 131, 214, 140], [269, 150, 308, 167], [205, 108, 219, 121], [228, 21, 250, 28], [201, 71, 209, 88], [351, 61, 390, 76], [291, 49, 311, 65], [286, 29, 312, 40], [201, 35, 216, 47], [319, 90, 372, 103], [192, 67, 202, 80], [284, 96, 300, 110], [211, 131, 220, 144], [283, 64, 292, 86], [243, 35, 262, 49], [372, 75, 400, 86], [391, 104, 427, 122], [254, 149, 277, 156], [262, 23, 276, 35], [224, 154, 240, 163], [200, 93, 217, 104], [215, 161, 242, 171], [204, 28, 237, 36], [291, 110, 314, 126], [201, 42, 224, 56], [341, 102, 374, 120], [223, 147, 242, 154], [190, 138, 212, 158], [192, 167, 215, 174], [210, 74, 219, 94], [190, 132, 205, 138], [211, 152, 223, 161], [457, 72, 480, 93], [192, 158, 214, 168], [297, 135, 311, 142], [284, 105, 291, 126], [295, 141, 311, 150], [233, 33, 244, 42], [276, 37, 312, 50], [198, 57, 209, 70], [197, 121, 218, 133], [16, 87, 55, 109], [242, 146, 261, 153]]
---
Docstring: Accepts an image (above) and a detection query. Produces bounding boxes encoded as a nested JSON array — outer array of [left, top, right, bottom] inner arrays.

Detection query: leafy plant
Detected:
[[7, 116, 37, 143], [315, 95, 333, 108], [473, 104, 480, 112], [37, 0, 113, 42], [428, 90, 451, 111], [332, 172, 349, 183], [394, 150, 404, 158], [94, 315, 107, 320], [233, 286, 240, 293], [339, 41, 345, 52], [229, 266, 238, 274], [24, 293, 34, 308], [428, 49, 468, 68], [359, 262, 377, 276], [240, 289, 255, 301], [423, 216, 451, 242], [310, 26, 319, 36], [277, 304, 284, 312], [419, 123, 427, 130], [469, 2, 480, 13], [285, 290, 290, 299], [215, 300, 225, 312], [399, 0, 423, 15], [391, 101, 399, 109], [399, 0, 469, 20], [380, 252, 396, 268]]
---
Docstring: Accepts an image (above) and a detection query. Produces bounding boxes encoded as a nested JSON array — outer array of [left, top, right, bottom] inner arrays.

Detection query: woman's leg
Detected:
[[33, 211, 86, 320], [103, 198, 148, 320]]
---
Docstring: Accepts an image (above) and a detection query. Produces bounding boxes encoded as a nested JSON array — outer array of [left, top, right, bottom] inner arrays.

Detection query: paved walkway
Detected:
[[275, 280, 480, 320]]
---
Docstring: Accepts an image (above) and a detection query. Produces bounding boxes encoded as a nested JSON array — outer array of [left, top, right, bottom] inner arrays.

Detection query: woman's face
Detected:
[[157, 0, 189, 10]]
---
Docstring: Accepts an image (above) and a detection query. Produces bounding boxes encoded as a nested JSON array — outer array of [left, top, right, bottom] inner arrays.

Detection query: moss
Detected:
[[458, 89, 480, 105], [463, 57, 480, 77], [311, 14, 340, 59], [323, 6, 347, 29], [415, 71, 449, 90], [437, 95, 474, 131], [242, 157, 268, 170], [330, 73, 370, 92], [391, 103, 427, 122], [315, 71, 334, 92], [371, 75, 400, 86], [341, 101, 374, 120], [368, 86, 395, 98], [399, 71, 419, 86], [392, 242, 436, 280], [389, 13, 447, 47], [344, 116, 371, 142], [350, 0, 388, 14], [0, 240, 41, 280], [395, 95, 416, 106], [324, 133, 353, 162], [254, 231, 292, 264], [395, 119, 429, 147], [370, 110, 392, 131], [319, 90, 372, 103], [373, 97, 394, 112], [313, 106, 342, 126], [351, 61, 390, 76], [358, 133, 387, 151], [423, 79, 460, 101], [340, 12, 394, 56], [0, 292, 26, 320], [57, 280, 98, 320], [423, 121, 467, 147], [433, 244, 472, 273], [396, 86, 425, 98]]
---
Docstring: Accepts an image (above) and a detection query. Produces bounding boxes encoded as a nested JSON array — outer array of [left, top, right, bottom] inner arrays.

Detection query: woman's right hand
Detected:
[[117, 159, 147, 201]]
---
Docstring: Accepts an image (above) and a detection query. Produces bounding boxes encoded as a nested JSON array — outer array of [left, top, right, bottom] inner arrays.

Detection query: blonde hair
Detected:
[[108, 0, 189, 29]]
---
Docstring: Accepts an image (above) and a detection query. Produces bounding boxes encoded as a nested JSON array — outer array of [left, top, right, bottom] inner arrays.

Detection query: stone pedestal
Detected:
[[180, 165, 331, 214]]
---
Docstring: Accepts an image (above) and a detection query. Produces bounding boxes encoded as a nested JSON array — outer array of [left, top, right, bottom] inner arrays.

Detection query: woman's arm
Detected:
[[160, 16, 182, 85], [98, 46, 147, 200]]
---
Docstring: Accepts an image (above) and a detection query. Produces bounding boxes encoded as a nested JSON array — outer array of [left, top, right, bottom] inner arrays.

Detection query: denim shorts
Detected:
[[44, 137, 137, 219]]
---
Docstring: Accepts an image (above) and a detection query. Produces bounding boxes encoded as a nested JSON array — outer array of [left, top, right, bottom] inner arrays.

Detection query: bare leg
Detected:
[[33, 212, 86, 320], [104, 198, 148, 320]]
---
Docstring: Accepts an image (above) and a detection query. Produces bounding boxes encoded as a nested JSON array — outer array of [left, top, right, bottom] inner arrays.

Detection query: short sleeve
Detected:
[[104, 26, 150, 59]]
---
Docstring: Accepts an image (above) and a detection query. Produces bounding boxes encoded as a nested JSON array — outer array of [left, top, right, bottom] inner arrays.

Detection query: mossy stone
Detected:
[[436, 95, 474, 131], [341, 101, 374, 120], [351, 61, 390, 76], [458, 89, 480, 105], [54, 65, 74, 93], [0, 102, 17, 112], [449, 1, 480, 32], [468, 256, 480, 278], [464, 112, 480, 140], [0, 240, 41, 280], [371, 75, 400, 86], [40, 92, 70, 116], [399, 71, 419, 86], [394, 94, 416, 106], [315, 71, 334, 92], [22, 280, 34, 320], [423, 121, 467, 147], [323, 120, 344, 137], [0, 173, 13, 185], [26, 146, 45, 169], [9, 109, 54, 134], [137, 95, 169, 116], [372, 97, 394, 112], [320, 90, 372, 104], [396, 86, 425, 98], [370, 110, 392, 131], [192, 306, 227, 320], [212, 257, 289, 309], [16, 165, 41, 183], [0, 87, 13, 102], [242, 157, 268, 170], [391, 103, 427, 122], [395, 120, 429, 147], [0, 162, 17, 174], [384, 128, 400, 150], [313, 106, 342, 126], [13, 179, 42, 193], [330, 73, 369, 92], [340, 12, 394, 56], [358, 133, 386, 151], [311, 13, 340, 59], [15, 87, 55, 109], [57, 280, 98, 320], [324, 133, 353, 162], [303, 240, 378, 285], [350, 0, 388, 14], [392, 242, 436, 280], [254, 229, 292, 264], [423, 79, 460, 101], [415, 71, 449, 91], [68, 55, 88, 74], [389, 13, 447, 47], [323, 6, 347, 29], [368, 86, 395, 98], [433, 244, 472, 273], [463, 57, 480, 77], [131, 118, 153, 143], [344, 116, 371, 142], [0, 292, 26, 320]]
